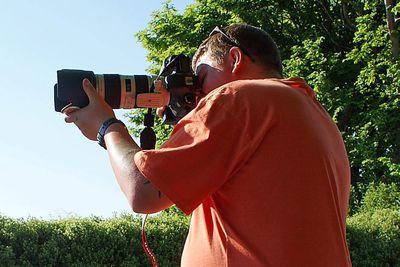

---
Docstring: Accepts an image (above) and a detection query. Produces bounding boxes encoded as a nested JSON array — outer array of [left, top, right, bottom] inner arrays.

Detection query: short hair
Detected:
[[192, 24, 283, 76]]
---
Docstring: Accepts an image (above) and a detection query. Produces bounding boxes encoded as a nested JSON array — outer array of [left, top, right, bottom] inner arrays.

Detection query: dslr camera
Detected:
[[54, 54, 200, 125]]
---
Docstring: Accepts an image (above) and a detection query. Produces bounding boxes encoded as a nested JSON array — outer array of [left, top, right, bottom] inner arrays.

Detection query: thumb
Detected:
[[156, 106, 166, 118], [82, 78, 98, 101]]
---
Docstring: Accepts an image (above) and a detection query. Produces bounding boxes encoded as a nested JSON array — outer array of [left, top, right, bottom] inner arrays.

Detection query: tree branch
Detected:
[[337, 106, 355, 131], [384, 0, 400, 60], [340, 0, 357, 30], [318, 0, 334, 23]]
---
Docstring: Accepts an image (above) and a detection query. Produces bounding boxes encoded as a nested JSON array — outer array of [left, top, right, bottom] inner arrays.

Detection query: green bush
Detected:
[[347, 209, 400, 266], [361, 183, 400, 212], [0, 210, 189, 267], [1, 207, 399, 266], [349, 182, 400, 215]]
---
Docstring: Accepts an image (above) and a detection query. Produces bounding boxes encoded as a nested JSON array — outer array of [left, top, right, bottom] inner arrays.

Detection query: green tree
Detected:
[[129, 0, 400, 212]]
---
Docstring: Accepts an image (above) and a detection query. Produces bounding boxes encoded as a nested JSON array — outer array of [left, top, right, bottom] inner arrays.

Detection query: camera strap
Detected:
[[141, 214, 158, 267], [139, 108, 159, 267]]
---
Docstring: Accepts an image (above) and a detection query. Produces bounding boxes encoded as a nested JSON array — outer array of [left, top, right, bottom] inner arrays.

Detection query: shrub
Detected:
[[347, 208, 400, 266], [0, 211, 189, 266], [361, 183, 400, 212], [1, 207, 399, 266]]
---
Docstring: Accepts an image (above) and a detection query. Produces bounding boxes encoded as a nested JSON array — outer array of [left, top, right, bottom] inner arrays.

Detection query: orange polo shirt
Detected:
[[134, 78, 352, 266]]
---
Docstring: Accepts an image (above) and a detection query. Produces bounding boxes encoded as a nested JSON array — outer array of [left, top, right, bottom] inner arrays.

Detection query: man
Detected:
[[64, 24, 352, 266]]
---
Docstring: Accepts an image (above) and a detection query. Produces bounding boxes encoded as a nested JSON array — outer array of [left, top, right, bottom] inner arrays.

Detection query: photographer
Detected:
[[64, 24, 352, 266]]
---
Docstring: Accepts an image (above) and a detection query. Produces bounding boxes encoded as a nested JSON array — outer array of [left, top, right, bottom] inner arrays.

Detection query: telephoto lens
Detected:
[[54, 70, 168, 113], [54, 54, 200, 125]]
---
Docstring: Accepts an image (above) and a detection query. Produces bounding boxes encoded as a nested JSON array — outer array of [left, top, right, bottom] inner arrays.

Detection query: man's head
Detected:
[[192, 24, 282, 95]]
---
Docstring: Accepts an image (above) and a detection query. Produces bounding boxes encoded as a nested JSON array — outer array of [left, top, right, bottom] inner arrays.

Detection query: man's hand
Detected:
[[64, 78, 115, 140], [156, 106, 166, 118]]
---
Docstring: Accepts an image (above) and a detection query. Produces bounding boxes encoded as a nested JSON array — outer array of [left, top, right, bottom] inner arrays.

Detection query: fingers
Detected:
[[63, 106, 80, 116], [64, 109, 80, 123], [82, 78, 98, 101], [64, 113, 78, 123], [64, 117, 76, 123], [156, 106, 166, 118], [63, 106, 80, 123]]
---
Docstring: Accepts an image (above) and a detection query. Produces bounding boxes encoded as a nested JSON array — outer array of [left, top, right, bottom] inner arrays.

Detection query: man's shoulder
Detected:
[[193, 79, 283, 116], [194, 77, 314, 119], [213, 78, 304, 95], [203, 78, 302, 103]]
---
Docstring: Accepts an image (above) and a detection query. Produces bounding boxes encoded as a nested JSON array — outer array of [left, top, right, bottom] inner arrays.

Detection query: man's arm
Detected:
[[104, 123, 173, 214], [64, 78, 173, 214]]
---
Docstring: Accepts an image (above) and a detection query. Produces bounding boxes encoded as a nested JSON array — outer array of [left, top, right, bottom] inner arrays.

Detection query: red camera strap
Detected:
[[141, 214, 159, 267]]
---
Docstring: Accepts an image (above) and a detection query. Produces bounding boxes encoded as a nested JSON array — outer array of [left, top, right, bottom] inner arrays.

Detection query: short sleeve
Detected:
[[134, 82, 277, 214]]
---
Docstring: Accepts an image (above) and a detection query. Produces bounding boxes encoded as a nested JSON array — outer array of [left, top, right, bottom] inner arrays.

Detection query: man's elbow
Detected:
[[130, 198, 152, 214], [129, 193, 161, 214], [125, 168, 172, 214], [123, 169, 152, 214]]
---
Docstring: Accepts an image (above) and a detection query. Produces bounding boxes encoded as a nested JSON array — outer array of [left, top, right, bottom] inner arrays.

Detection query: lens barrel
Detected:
[[94, 74, 152, 109], [103, 74, 122, 108], [54, 69, 154, 112]]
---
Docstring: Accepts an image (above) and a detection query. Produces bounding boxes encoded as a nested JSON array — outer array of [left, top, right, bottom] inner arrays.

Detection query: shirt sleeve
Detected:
[[134, 83, 277, 214]]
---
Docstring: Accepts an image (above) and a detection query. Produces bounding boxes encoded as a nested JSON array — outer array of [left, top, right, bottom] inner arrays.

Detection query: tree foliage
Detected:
[[129, 0, 400, 212]]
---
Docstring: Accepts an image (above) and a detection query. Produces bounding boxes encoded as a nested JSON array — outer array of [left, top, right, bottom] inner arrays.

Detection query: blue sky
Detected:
[[0, 0, 193, 219]]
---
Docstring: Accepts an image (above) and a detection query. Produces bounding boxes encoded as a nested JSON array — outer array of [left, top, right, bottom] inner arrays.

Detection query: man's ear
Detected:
[[228, 47, 244, 74]]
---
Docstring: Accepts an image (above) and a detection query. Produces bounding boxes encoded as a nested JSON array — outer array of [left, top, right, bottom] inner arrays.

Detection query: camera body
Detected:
[[54, 54, 200, 124]]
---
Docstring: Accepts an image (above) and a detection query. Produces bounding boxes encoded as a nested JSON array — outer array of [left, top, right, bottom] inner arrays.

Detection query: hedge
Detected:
[[345, 182, 400, 266], [0, 210, 189, 267], [347, 209, 400, 266], [0, 208, 399, 266]]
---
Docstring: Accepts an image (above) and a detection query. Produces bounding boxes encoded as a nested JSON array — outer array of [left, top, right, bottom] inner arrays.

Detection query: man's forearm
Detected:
[[104, 123, 141, 203], [63, 79, 171, 213], [103, 123, 172, 214]]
